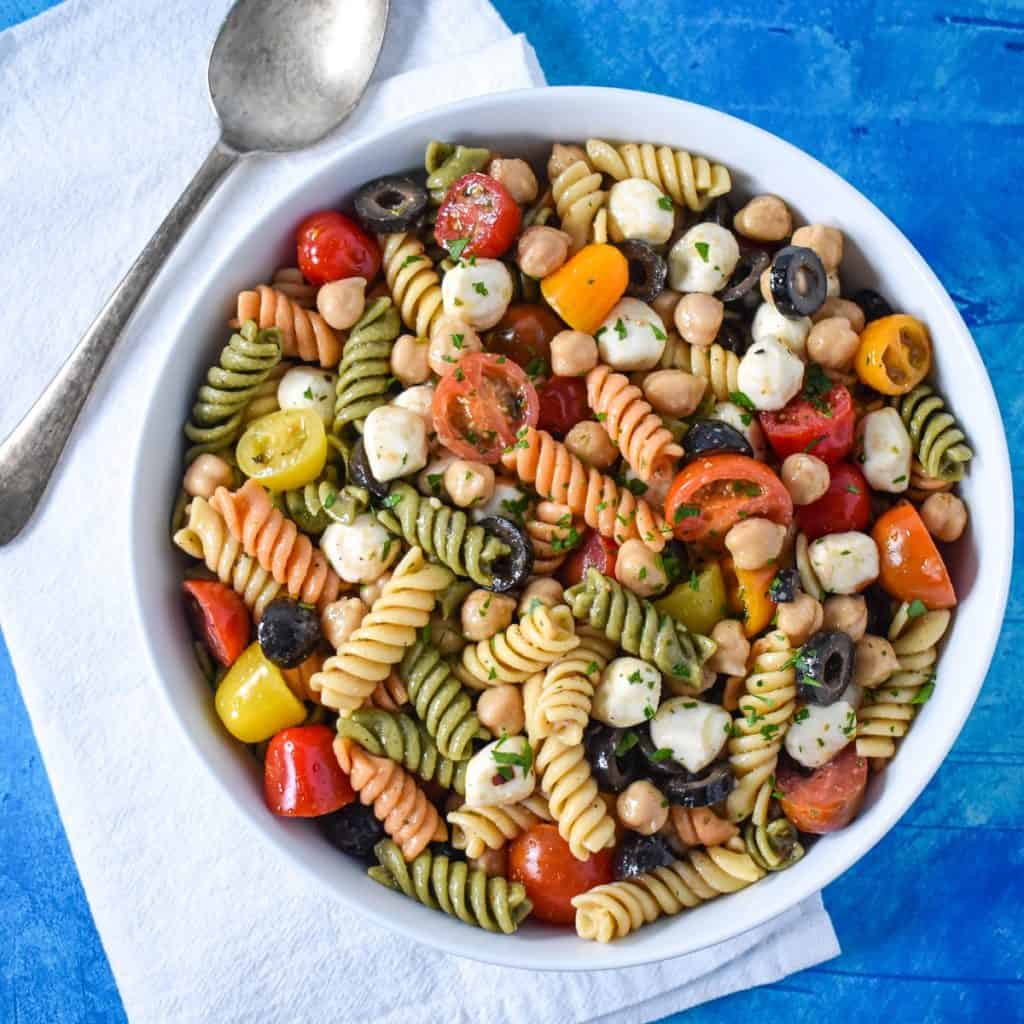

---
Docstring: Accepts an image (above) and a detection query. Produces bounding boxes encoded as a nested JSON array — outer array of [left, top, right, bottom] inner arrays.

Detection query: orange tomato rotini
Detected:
[[234, 284, 341, 367]]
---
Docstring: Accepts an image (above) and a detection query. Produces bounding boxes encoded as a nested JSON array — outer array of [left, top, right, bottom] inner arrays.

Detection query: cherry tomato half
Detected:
[[296, 210, 380, 286], [182, 579, 251, 667], [537, 376, 589, 439], [434, 172, 522, 259], [236, 408, 327, 492], [432, 352, 539, 463], [872, 502, 956, 609], [508, 823, 614, 925], [759, 384, 855, 464], [486, 304, 563, 374], [777, 744, 868, 834], [795, 462, 871, 542], [855, 314, 932, 396], [560, 530, 619, 587], [665, 455, 793, 547], [264, 725, 355, 818]]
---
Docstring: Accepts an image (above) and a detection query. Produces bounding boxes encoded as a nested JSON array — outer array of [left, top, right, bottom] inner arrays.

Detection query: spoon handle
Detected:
[[0, 140, 238, 546]]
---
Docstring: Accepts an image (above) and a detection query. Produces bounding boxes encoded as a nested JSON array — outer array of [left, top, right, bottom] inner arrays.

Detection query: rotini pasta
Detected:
[[586, 364, 683, 481], [235, 284, 341, 367], [277, 468, 370, 535], [501, 426, 673, 551], [311, 547, 452, 714], [891, 384, 972, 484], [379, 232, 444, 338], [524, 501, 578, 575], [281, 651, 325, 704], [551, 156, 608, 253], [424, 140, 490, 203], [795, 531, 824, 600], [332, 296, 401, 436], [369, 840, 532, 933], [334, 736, 446, 860], [269, 266, 316, 307], [240, 360, 292, 425], [366, 670, 410, 713], [743, 782, 805, 872], [657, 334, 740, 403], [447, 795, 551, 858], [585, 138, 731, 212]]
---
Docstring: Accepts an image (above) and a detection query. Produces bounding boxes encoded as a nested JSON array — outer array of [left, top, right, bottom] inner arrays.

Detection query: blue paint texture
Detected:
[[1, 1, 1022, 1021]]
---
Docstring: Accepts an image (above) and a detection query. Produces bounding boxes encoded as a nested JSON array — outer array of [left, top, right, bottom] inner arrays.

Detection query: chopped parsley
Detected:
[[445, 237, 470, 261], [729, 390, 755, 412], [499, 494, 530, 525], [907, 598, 928, 619], [802, 364, 834, 416], [381, 492, 403, 509], [614, 730, 639, 757], [625, 477, 648, 497], [399, 253, 423, 269], [303, 386, 314, 400], [674, 504, 700, 522], [649, 321, 667, 341], [614, 318, 628, 339], [793, 707, 810, 723], [426, 473, 443, 496], [649, 747, 675, 762], [472, 281, 489, 296], [910, 680, 936, 705], [688, 570, 701, 592], [694, 241, 711, 263], [657, 195, 673, 211], [451, 333, 464, 350], [804, 435, 825, 452]]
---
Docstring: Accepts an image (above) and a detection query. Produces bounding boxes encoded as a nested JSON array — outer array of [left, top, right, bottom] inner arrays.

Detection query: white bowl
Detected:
[[130, 87, 1013, 970]]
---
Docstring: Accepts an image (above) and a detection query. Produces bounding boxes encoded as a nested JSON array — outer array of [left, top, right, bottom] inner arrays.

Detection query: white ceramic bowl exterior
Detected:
[[131, 88, 1012, 970]]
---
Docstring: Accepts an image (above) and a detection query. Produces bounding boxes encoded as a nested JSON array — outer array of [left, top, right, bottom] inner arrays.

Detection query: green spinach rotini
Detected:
[[275, 465, 369, 534], [891, 383, 973, 483]]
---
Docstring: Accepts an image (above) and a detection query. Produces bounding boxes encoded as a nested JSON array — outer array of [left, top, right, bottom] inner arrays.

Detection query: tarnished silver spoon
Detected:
[[0, 0, 389, 545]]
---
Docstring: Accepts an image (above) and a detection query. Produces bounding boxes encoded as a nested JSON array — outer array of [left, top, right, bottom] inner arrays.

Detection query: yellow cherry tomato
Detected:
[[236, 408, 327, 491], [854, 314, 932, 395], [214, 642, 306, 743], [540, 243, 628, 334], [655, 561, 728, 636]]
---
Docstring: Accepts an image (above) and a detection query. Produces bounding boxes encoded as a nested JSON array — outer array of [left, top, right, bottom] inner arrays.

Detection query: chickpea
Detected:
[[920, 492, 968, 543], [616, 780, 669, 836], [854, 634, 899, 688], [791, 225, 844, 272], [359, 572, 391, 608], [487, 157, 538, 204], [476, 684, 525, 736], [822, 595, 868, 642], [733, 195, 793, 242], [428, 314, 482, 376], [807, 317, 860, 370], [651, 288, 682, 324], [781, 453, 830, 506], [430, 612, 465, 655], [517, 225, 571, 279], [316, 277, 366, 330], [706, 619, 750, 677], [674, 292, 724, 347], [444, 459, 495, 509], [565, 421, 618, 469], [547, 142, 588, 182], [614, 539, 669, 598], [320, 597, 367, 649], [183, 453, 233, 499], [550, 329, 598, 377], [776, 592, 824, 646], [518, 578, 564, 618], [643, 369, 706, 418], [813, 297, 865, 334], [461, 589, 516, 642], [724, 517, 786, 571], [469, 847, 508, 878], [390, 333, 431, 387]]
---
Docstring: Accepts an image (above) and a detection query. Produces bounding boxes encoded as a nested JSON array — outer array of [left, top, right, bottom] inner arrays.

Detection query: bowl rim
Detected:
[[130, 84, 1014, 971]]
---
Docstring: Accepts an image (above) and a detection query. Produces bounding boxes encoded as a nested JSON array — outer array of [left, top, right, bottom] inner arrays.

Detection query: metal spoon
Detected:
[[0, 0, 389, 545]]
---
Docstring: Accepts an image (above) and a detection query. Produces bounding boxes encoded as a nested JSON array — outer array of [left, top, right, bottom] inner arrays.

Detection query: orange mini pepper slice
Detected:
[[722, 557, 778, 638], [540, 243, 628, 334], [872, 501, 956, 609], [854, 314, 932, 395]]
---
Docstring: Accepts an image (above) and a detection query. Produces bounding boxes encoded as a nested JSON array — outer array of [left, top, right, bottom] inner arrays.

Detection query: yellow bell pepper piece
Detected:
[[215, 643, 306, 743], [655, 561, 728, 637]]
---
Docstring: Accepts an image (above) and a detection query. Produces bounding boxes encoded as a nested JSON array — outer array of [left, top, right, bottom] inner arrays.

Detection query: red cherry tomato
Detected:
[[486, 304, 563, 373], [665, 455, 793, 547], [296, 210, 380, 286], [759, 385, 855, 464], [432, 352, 539, 463], [182, 580, 250, 667], [434, 172, 522, 259], [873, 502, 956, 609], [777, 744, 868, 834], [560, 530, 618, 586], [795, 462, 871, 542], [537, 376, 589, 439], [508, 823, 614, 925], [263, 725, 355, 818]]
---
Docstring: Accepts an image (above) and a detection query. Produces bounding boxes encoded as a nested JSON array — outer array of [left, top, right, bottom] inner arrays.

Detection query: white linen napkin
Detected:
[[0, 0, 839, 1021]]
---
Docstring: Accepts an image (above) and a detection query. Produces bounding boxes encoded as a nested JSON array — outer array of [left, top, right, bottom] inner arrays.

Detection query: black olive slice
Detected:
[[638, 728, 690, 776], [347, 438, 390, 500], [257, 597, 322, 668], [584, 722, 642, 794], [698, 196, 734, 229], [318, 803, 387, 861], [795, 630, 855, 705], [475, 515, 533, 593], [662, 763, 735, 807], [617, 240, 668, 303], [851, 288, 892, 324], [769, 245, 828, 319], [715, 316, 753, 355], [682, 420, 754, 465], [614, 833, 677, 880], [767, 568, 800, 605], [353, 175, 429, 233], [719, 249, 770, 304]]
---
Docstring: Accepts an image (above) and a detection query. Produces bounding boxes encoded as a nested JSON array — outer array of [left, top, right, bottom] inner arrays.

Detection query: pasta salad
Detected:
[[172, 136, 971, 942]]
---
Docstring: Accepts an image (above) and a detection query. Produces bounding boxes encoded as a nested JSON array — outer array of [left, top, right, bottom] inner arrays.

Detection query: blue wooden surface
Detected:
[[1, 1, 1022, 1021]]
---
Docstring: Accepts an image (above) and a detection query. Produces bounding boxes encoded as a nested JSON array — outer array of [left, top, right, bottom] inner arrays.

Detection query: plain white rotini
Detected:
[[795, 532, 825, 600], [658, 334, 739, 402], [379, 232, 444, 338], [551, 156, 608, 253], [447, 795, 552, 858]]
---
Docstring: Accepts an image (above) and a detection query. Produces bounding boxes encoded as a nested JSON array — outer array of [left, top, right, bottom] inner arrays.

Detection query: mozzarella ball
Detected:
[[649, 697, 731, 773], [751, 302, 812, 357], [444, 460, 494, 508], [592, 656, 662, 728], [809, 531, 880, 594], [736, 336, 805, 412], [857, 407, 912, 494], [320, 514, 399, 584], [277, 366, 338, 428], [316, 276, 366, 330], [595, 297, 667, 371], [607, 178, 675, 246], [785, 701, 856, 769], [471, 478, 531, 523], [711, 401, 768, 460], [441, 258, 513, 330], [391, 382, 436, 435], [362, 405, 429, 482], [668, 223, 740, 294], [920, 492, 968, 543], [465, 736, 535, 807]]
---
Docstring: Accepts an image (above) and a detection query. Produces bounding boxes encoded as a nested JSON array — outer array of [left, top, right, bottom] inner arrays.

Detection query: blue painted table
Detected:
[[1, 1, 1021, 1021]]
